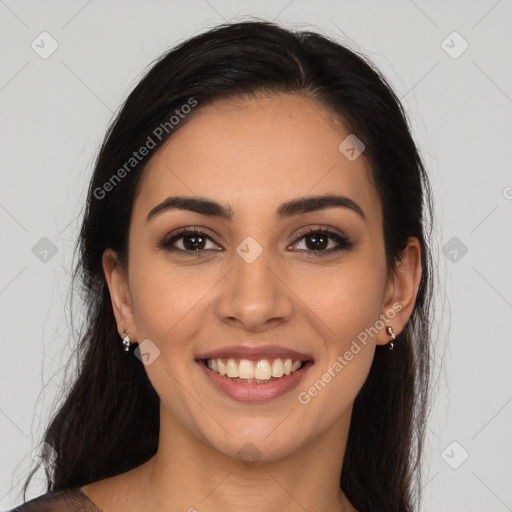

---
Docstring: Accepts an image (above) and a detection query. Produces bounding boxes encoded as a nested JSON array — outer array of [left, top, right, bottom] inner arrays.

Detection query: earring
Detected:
[[386, 326, 395, 350], [121, 329, 130, 352]]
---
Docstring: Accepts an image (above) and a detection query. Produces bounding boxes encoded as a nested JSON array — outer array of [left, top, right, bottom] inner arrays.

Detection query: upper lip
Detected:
[[196, 344, 313, 362]]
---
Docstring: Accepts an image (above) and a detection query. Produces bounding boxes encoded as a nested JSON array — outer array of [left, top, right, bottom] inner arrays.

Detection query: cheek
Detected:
[[128, 259, 214, 430], [303, 261, 386, 343], [295, 294, 378, 430], [294, 258, 385, 410], [130, 255, 214, 347]]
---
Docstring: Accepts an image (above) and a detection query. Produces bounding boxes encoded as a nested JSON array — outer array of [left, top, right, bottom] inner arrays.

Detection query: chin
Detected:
[[198, 421, 310, 465]]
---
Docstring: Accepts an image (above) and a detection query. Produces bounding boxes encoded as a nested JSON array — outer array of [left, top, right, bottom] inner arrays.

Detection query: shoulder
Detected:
[[5, 487, 102, 512]]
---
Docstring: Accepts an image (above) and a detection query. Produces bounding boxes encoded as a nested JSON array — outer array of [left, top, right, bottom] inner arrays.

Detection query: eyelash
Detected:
[[157, 226, 354, 258]]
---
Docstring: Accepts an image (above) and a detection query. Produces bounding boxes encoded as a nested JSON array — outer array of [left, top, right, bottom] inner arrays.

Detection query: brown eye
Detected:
[[302, 232, 330, 251], [158, 228, 221, 254], [180, 232, 207, 251], [291, 228, 354, 257]]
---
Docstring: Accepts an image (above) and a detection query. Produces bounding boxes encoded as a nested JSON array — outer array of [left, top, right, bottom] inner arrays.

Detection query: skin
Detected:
[[81, 93, 422, 512]]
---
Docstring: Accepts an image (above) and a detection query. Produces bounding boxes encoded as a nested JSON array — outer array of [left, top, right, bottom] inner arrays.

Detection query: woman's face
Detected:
[[105, 93, 413, 462]]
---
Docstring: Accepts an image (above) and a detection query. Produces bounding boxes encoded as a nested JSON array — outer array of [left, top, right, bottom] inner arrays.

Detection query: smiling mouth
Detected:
[[200, 357, 311, 384]]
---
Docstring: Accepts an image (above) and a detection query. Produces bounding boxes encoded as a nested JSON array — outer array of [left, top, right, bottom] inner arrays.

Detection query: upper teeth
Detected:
[[206, 358, 303, 380]]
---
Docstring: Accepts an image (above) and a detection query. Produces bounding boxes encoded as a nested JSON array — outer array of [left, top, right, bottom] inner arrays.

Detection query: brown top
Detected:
[[6, 487, 102, 512]]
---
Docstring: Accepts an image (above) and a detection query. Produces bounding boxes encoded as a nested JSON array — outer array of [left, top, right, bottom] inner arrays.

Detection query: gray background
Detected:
[[1, 0, 511, 510]]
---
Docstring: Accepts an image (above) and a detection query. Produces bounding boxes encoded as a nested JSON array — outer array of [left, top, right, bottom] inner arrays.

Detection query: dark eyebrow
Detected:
[[146, 194, 366, 223]]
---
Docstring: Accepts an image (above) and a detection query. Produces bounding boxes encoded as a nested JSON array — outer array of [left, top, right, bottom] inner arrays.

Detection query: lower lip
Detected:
[[197, 360, 314, 402]]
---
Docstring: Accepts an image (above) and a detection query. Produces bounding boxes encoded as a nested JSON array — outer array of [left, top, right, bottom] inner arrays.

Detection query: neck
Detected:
[[131, 405, 356, 512]]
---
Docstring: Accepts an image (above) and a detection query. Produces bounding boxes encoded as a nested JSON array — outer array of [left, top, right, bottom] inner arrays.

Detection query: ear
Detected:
[[102, 248, 138, 344], [376, 237, 422, 346]]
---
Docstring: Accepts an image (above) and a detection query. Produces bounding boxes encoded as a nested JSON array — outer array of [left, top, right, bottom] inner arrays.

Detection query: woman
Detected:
[[9, 19, 435, 512]]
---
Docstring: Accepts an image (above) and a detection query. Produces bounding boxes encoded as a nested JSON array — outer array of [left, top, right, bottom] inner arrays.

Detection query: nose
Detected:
[[216, 245, 294, 332]]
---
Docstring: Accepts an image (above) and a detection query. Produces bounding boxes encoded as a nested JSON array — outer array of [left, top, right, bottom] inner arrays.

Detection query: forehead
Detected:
[[134, 93, 381, 227]]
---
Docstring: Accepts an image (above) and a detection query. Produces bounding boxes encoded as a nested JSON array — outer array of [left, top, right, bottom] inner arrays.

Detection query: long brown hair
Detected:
[[21, 20, 435, 512]]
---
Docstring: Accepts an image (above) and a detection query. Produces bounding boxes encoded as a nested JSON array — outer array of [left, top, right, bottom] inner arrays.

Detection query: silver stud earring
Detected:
[[121, 329, 130, 352], [386, 326, 395, 350]]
